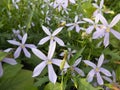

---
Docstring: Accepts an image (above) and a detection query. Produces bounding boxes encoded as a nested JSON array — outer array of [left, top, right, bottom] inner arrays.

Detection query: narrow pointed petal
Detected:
[[42, 26, 51, 35], [87, 69, 95, 82], [74, 67, 85, 76], [59, 52, 64, 56], [97, 73, 104, 85], [100, 0, 104, 9], [48, 41, 56, 59], [32, 48, 47, 60], [111, 29, 120, 40], [70, 0, 75, 3], [75, 16, 78, 22], [66, 23, 73, 26], [48, 64, 57, 83], [54, 37, 65, 46], [68, 26, 74, 31], [3, 58, 17, 65], [97, 54, 104, 68], [38, 36, 50, 45], [32, 61, 46, 77], [83, 18, 94, 24], [22, 33, 27, 44], [75, 25, 80, 33], [100, 68, 112, 76], [103, 33, 109, 47], [84, 60, 96, 69], [0, 63, 3, 77], [14, 46, 22, 58], [110, 14, 120, 27], [72, 50, 76, 53], [7, 40, 20, 46], [98, 14, 108, 26], [92, 3, 99, 8], [4, 48, 13, 53], [73, 58, 82, 67], [25, 44, 36, 49], [92, 29, 104, 39], [86, 26, 94, 34], [102, 76, 112, 83], [52, 59, 69, 68], [23, 48, 31, 58], [52, 27, 63, 36]]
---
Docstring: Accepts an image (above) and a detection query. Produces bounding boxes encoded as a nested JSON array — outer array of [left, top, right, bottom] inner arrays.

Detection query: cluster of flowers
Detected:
[[1, 0, 120, 88]]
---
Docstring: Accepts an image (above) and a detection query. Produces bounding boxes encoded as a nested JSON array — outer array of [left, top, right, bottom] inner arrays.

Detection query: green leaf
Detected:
[[34, 76, 49, 87], [0, 69, 37, 90], [44, 82, 61, 90], [0, 51, 8, 62]]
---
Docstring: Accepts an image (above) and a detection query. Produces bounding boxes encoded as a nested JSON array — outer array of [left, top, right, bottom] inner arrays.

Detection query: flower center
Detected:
[[106, 27, 110, 32], [20, 44, 25, 48], [50, 36, 54, 40], [73, 22, 78, 26], [47, 60, 52, 64], [95, 67, 100, 72]]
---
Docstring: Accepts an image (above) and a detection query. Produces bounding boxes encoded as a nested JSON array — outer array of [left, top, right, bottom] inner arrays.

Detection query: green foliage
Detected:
[[0, 51, 7, 61]]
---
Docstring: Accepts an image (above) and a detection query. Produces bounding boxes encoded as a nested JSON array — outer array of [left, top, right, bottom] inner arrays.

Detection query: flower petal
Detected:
[[0, 63, 3, 77], [74, 67, 85, 76], [25, 44, 36, 49], [42, 26, 51, 35], [75, 25, 80, 33], [110, 14, 120, 27], [97, 72, 104, 85], [87, 69, 95, 82], [38, 36, 50, 45], [14, 46, 22, 58], [111, 29, 120, 40], [100, 67, 112, 76], [52, 27, 63, 36], [7, 40, 20, 46], [83, 18, 94, 24], [102, 76, 112, 83], [103, 32, 109, 47], [52, 59, 69, 68], [98, 14, 108, 26], [75, 16, 78, 22], [97, 54, 104, 68], [73, 58, 82, 67], [68, 26, 74, 31], [86, 26, 94, 34], [54, 37, 65, 46], [22, 33, 27, 44], [23, 48, 31, 58], [32, 48, 47, 60], [84, 60, 96, 69], [3, 58, 17, 65], [66, 23, 73, 26], [100, 0, 104, 9], [48, 41, 56, 59], [48, 64, 57, 83], [32, 61, 46, 77]]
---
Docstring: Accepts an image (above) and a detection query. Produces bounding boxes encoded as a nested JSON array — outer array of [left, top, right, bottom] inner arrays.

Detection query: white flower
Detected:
[[32, 42, 69, 83], [66, 16, 85, 33], [12, 0, 21, 9], [38, 26, 65, 46]]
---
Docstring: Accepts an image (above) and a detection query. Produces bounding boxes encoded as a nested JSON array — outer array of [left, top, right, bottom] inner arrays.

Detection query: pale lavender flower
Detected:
[[32, 42, 69, 83], [71, 58, 85, 76], [83, 15, 100, 34], [38, 26, 65, 46], [66, 16, 85, 33], [92, 0, 104, 16], [0, 49, 17, 77], [53, 0, 68, 11], [60, 48, 76, 60], [12, 29, 22, 40], [7, 33, 36, 58], [84, 54, 112, 85], [12, 0, 20, 9], [93, 14, 120, 47], [68, 0, 76, 4]]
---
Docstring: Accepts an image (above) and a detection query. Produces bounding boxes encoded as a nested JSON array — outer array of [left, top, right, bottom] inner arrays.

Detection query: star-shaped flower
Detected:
[[8, 33, 36, 58], [66, 16, 85, 33], [93, 14, 120, 47], [38, 26, 65, 46], [84, 54, 112, 85], [32, 42, 69, 83]]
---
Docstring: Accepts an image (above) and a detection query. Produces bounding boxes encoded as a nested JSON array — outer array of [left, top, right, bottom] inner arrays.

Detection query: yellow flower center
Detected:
[[47, 60, 52, 64], [106, 27, 110, 32], [20, 44, 25, 48], [95, 67, 99, 72], [50, 36, 54, 40]]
